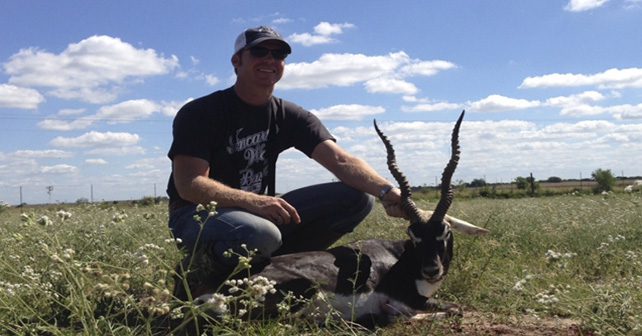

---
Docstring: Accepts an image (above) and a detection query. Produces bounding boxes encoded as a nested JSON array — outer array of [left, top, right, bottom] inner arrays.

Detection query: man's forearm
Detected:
[[331, 155, 393, 197], [177, 175, 260, 209]]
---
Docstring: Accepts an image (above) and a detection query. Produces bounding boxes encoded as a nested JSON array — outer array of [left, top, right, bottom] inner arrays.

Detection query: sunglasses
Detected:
[[248, 46, 289, 60]]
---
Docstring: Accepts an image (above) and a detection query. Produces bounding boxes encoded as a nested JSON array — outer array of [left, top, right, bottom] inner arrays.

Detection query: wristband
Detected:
[[379, 185, 394, 200]]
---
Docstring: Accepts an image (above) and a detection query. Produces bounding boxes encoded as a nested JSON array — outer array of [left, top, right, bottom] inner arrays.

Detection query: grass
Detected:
[[0, 192, 641, 335]]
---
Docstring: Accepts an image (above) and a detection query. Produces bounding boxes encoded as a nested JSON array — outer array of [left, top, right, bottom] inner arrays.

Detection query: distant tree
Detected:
[[592, 168, 616, 193], [76, 197, 90, 204], [546, 176, 562, 183], [514, 176, 528, 189], [470, 178, 487, 188]]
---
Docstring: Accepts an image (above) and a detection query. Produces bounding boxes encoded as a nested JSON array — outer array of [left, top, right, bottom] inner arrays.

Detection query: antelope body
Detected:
[[194, 111, 488, 327]]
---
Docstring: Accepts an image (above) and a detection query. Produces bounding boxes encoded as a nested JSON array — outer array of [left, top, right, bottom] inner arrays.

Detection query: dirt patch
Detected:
[[409, 311, 586, 336], [454, 311, 584, 335]]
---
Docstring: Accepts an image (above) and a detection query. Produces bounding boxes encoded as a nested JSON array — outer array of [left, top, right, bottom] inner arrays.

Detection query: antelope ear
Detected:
[[445, 214, 490, 236]]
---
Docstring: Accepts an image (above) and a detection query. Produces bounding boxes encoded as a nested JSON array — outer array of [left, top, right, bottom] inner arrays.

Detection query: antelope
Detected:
[[190, 110, 488, 328]]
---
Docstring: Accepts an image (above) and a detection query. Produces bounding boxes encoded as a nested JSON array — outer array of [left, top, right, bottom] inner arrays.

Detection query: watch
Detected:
[[379, 185, 394, 200]]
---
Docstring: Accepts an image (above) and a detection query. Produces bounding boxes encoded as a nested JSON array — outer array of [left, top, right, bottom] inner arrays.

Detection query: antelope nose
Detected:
[[422, 266, 441, 279]]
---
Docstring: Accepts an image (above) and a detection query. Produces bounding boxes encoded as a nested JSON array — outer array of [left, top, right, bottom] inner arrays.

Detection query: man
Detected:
[[167, 26, 404, 300]]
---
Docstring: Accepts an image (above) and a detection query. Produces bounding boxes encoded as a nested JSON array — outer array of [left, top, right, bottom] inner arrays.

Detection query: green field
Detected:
[[1, 193, 641, 335]]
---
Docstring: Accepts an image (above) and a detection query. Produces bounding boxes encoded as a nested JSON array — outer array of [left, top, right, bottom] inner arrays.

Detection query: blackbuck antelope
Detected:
[[195, 110, 488, 327]]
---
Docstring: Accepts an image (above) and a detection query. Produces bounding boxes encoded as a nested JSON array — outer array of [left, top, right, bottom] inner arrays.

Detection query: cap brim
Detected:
[[245, 37, 292, 54]]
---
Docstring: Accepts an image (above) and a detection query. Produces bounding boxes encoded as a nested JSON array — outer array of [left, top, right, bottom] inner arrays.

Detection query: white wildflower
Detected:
[[139, 243, 163, 251], [111, 211, 128, 223], [545, 249, 576, 262], [513, 279, 527, 291], [56, 210, 72, 220], [625, 250, 638, 260], [203, 293, 229, 314], [37, 215, 53, 226], [50, 254, 64, 263], [535, 292, 559, 305], [62, 248, 75, 260]]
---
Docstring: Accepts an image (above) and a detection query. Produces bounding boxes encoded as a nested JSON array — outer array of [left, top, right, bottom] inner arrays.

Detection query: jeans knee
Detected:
[[244, 224, 282, 258]]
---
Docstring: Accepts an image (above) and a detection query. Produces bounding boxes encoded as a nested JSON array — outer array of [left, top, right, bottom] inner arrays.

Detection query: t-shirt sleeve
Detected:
[[284, 101, 335, 157], [167, 99, 220, 162]]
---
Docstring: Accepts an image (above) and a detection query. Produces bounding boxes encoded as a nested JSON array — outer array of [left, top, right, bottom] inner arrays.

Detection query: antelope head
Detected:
[[374, 111, 474, 296]]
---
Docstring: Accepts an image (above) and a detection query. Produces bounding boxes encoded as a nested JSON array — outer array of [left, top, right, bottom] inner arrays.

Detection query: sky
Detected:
[[1, 0, 642, 205]]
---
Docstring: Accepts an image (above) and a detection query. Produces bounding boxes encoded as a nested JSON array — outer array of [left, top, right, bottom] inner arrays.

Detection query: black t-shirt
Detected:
[[166, 87, 334, 204]]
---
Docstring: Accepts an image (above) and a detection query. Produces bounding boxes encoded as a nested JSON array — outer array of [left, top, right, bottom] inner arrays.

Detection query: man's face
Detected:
[[234, 40, 287, 87]]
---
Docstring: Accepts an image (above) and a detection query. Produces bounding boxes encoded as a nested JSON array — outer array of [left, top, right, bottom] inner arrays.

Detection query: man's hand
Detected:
[[381, 187, 408, 219], [250, 195, 301, 225]]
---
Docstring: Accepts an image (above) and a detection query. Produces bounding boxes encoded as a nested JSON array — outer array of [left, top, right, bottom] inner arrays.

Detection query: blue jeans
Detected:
[[168, 182, 374, 269]]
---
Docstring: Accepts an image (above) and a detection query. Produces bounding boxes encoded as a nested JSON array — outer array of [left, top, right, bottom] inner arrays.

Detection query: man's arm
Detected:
[[172, 155, 300, 225], [310, 140, 406, 218]]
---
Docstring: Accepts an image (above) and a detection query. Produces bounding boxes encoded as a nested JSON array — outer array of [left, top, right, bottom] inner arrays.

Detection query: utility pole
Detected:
[[46, 186, 54, 203], [580, 172, 583, 190]]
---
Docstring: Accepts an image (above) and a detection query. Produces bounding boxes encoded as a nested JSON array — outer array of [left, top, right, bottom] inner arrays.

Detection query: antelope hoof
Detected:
[[426, 299, 463, 318]]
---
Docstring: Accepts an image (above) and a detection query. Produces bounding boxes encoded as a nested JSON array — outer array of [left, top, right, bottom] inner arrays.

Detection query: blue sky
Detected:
[[1, 0, 642, 205]]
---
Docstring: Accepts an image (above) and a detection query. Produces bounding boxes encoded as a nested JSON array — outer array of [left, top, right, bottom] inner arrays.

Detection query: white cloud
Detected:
[[58, 108, 86, 116], [4, 35, 179, 104], [38, 117, 96, 131], [314, 22, 355, 36], [469, 94, 541, 112], [288, 22, 355, 47], [0, 84, 45, 109], [400, 60, 457, 77], [125, 156, 168, 171], [564, 0, 610, 11], [50, 131, 140, 148], [41, 164, 78, 174], [96, 99, 159, 124], [14, 149, 72, 158], [281, 52, 402, 89], [545, 90, 606, 107], [38, 98, 184, 131], [86, 146, 146, 156], [612, 104, 642, 119], [205, 74, 220, 86], [159, 99, 191, 117], [402, 96, 431, 103], [280, 51, 454, 92], [520, 67, 642, 89], [365, 78, 418, 95], [402, 101, 462, 113], [85, 158, 108, 165], [288, 33, 335, 47], [310, 104, 385, 121], [624, 0, 642, 9], [559, 102, 642, 118], [272, 17, 292, 25]]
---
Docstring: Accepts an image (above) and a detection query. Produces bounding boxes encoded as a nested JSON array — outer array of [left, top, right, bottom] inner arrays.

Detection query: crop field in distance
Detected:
[[0, 191, 641, 335]]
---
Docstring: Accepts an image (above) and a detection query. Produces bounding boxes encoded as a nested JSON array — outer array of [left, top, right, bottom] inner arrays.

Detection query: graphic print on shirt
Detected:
[[226, 128, 270, 193]]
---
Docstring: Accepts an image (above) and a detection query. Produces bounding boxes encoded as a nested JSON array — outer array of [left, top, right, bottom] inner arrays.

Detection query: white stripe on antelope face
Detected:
[[416, 278, 444, 298]]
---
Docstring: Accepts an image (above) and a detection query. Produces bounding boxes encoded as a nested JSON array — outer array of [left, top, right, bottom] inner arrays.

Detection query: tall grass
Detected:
[[0, 193, 640, 335]]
